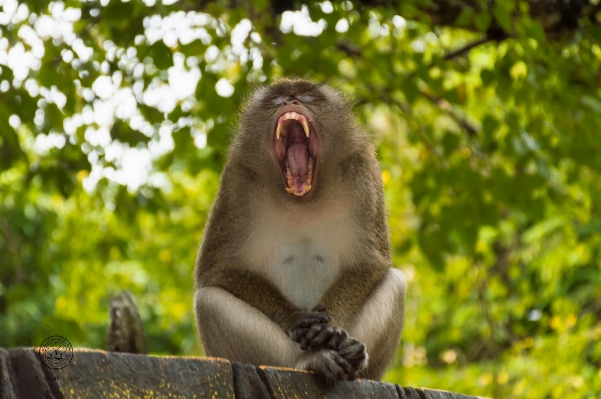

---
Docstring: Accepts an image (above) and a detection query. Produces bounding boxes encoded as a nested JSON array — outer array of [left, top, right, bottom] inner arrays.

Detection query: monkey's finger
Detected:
[[339, 342, 367, 361], [294, 318, 327, 329], [326, 334, 339, 349], [289, 327, 310, 342], [308, 327, 336, 350], [344, 350, 367, 363], [308, 350, 352, 381], [300, 325, 326, 349], [310, 326, 347, 350], [312, 304, 327, 312], [326, 328, 348, 349], [319, 351, 352, 380], [338, 340, 364, 355], [310, 312, 330, 323], [337, 337, 363, 350], [292, 313, 330, 329], [332, 352, 353, 376], [306, 324, 325, 338]]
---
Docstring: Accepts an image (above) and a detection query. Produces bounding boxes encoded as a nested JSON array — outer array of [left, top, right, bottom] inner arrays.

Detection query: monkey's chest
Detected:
[[268, 238, 337, 309], [243, 213, 357, 309]]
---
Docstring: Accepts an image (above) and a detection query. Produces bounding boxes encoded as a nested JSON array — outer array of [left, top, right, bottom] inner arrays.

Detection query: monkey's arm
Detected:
[[198, 268, 328, 331], [194, 285, 301, 366], [194, 284, 356, 380]]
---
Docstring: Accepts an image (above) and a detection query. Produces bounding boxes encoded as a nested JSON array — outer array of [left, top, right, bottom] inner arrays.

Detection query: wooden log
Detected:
[[0, 348, 489, 399]]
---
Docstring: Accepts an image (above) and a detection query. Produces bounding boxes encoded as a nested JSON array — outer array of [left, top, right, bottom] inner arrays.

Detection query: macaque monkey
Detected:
[[194, 79, 406, 381]]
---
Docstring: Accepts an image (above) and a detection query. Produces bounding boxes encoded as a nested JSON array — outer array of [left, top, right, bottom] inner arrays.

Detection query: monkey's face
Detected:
[[236, 79, 359, 200], [271, 97, 320, 197]]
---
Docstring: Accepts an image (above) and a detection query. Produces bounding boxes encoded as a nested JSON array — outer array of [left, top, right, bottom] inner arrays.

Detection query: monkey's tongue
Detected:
[[287, 144, 308, 177], [286, 144, 311, 196]]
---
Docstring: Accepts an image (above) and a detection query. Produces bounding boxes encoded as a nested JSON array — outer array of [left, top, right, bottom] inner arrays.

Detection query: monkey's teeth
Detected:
[[286, 185, 311, 196], [307, 156, 313, 185], [286, 158, 293, 186], [301, 120, 310, 137], [279, 112, 310, 137]]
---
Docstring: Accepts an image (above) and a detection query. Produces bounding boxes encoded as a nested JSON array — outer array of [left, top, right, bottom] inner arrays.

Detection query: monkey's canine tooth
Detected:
[[276, 123, 282, 140], [301, 120, 310, 137]]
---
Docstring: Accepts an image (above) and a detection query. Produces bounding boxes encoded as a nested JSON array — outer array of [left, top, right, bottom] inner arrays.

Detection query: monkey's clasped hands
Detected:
[[289, 304, 368, 380]]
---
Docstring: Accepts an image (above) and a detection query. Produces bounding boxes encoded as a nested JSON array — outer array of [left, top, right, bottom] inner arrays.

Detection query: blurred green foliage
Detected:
[[1, 1, 600, 398]]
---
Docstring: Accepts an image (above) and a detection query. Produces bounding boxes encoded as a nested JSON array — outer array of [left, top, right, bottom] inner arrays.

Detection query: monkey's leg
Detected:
[[350, 268, 406, 379], [194, 286, 356, 380]]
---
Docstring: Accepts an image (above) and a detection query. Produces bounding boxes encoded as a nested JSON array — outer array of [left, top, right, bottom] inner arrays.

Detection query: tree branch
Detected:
[[443, 36, 493, 61], [420, 91, 479, 137]]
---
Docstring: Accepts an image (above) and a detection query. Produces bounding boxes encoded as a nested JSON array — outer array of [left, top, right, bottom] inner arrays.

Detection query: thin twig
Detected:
[[443, 36, 492, 61], [386, 96, 445, 166], [420, 91, 479, 137], [405, 35, 496, 82]]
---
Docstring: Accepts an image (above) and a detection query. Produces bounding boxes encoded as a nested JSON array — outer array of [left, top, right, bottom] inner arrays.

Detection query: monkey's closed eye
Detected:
[[272, 96, 288, 105], [296, 95, 315, 103]]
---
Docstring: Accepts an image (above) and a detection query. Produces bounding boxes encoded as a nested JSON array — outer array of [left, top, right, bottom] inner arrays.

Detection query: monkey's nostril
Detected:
[[292, 100, 298, 104], [284, 101, 288, 105]]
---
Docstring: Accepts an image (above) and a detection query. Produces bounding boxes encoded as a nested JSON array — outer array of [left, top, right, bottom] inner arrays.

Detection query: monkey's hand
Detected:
[[336, 336, 368, 376], [296, 323, 349, 351], [302, 329, 367, 376], [288, 304, 331, 347], [288, 305, 368, 377], [298, 325, 368, 378], [298, 349, 355, 381]]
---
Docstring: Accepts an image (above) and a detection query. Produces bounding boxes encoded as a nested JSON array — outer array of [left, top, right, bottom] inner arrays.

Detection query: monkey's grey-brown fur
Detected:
[[194, 79, 406, 381]]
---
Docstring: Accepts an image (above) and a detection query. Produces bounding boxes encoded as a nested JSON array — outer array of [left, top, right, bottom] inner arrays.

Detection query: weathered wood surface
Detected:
[[0, 348, 489, 398]]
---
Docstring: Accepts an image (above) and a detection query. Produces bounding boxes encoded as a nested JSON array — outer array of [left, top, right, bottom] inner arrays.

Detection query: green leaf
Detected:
[[491, 1, 515, 34], [454, 7, 475, 28], [474, 12, 492, 32]]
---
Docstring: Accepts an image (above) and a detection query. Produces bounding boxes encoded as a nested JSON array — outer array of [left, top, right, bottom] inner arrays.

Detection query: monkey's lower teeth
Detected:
[[286, 158, 293, 187], [307, 156, 313, 185], [284, 156, 314, 195], [286, 185, 311, 196]]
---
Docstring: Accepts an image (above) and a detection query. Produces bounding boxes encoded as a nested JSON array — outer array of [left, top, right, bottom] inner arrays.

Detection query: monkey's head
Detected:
[[232, 79, 366, 200]]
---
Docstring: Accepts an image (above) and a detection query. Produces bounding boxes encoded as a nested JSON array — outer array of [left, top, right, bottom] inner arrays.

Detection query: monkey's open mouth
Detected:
[[273, 111, 318, 197]]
